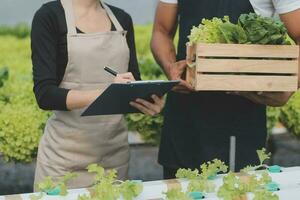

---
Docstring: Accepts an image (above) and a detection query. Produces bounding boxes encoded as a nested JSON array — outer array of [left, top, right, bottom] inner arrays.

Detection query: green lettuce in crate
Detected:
[[238, 13, 291, 45], [188, 15, 248, 44], [188, 13, 294, 45]]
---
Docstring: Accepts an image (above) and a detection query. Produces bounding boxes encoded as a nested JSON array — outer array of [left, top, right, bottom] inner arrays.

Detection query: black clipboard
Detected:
[[81, 80, 179, 116]]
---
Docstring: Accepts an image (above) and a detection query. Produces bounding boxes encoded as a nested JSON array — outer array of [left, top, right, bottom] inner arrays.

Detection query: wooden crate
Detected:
[[186, 43, 299, 91]]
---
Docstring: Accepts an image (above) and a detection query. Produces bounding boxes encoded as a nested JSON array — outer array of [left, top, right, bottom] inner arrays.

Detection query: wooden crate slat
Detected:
[[186, 67, 196, 87], [196, 59, 298, 74], [196, 44, 299, 58], [194, 74, 298, 91]]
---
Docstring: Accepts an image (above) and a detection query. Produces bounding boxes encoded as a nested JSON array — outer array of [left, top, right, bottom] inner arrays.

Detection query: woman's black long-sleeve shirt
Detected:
[[31, 0, 140, 111]]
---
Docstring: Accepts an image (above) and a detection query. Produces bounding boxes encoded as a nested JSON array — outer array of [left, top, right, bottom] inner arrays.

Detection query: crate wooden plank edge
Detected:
[[194, 74, 298, 92], [196, 59, 298, 74], [186, 66, 196, 88], [196, 43, 299, 58]]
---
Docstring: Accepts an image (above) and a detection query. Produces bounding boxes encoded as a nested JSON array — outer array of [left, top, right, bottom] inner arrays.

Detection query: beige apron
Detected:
[[34, 0, 130, 190]]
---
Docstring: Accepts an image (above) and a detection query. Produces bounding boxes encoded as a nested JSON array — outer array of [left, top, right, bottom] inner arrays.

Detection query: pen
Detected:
[[104, 67, 118, 76]]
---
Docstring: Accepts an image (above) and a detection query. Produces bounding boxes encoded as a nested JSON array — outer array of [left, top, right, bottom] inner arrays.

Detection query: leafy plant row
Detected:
[[167, 148, 279, 200], [30, 149, 279, 200]]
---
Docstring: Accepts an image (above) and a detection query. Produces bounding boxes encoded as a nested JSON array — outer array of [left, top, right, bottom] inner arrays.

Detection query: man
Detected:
[[151, 0, 300, 179]]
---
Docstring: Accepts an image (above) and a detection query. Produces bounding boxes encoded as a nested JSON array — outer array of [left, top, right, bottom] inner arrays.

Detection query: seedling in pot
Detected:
[[77, 164, 143, 200], [165, 188, 193, 200], [29, 172, 78, 200], [241, 148, 271, 173], [176, 159, 228, 193]]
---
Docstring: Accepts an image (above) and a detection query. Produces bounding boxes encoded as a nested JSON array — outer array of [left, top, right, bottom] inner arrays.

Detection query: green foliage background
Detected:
[[0, 36, 49, 162], [0, 24, 299, 162]]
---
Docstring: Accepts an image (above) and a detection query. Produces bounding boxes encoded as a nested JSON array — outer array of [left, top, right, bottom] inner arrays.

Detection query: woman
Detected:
[[31, 0, 164, 189]]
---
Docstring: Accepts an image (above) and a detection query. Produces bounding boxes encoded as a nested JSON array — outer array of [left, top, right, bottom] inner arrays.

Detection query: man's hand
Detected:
[[151, 2, 194, 93], [229, 91, 294, 107], [166, 60, 194, 93]]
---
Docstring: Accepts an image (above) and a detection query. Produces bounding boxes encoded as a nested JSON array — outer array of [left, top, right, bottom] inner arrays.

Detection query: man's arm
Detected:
[[151, 2, 193, 92], [280, 10, 300, 40], [280, 9, 300, 86]]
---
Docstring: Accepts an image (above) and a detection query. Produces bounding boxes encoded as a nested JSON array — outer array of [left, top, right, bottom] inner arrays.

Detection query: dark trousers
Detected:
[[163, 166, 179, 179]]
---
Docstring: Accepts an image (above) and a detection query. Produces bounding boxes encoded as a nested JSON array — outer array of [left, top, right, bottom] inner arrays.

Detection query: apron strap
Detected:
[[100, 0, 124, 32], [61, 0, 124, 35], [60, 0, 77, 35]]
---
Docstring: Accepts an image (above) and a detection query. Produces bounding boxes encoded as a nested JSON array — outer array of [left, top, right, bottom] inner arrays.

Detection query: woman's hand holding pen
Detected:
[[114, 72, 135, 83]]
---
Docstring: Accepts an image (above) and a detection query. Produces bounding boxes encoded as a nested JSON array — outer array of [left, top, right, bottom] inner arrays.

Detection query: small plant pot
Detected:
[[189, 191, 205, 199], [207, 174, 217, 180], [268, 165, 282, 173], [46, 186, 61, 196]]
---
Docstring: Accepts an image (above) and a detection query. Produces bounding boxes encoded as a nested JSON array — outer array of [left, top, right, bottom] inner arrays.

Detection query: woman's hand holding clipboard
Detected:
[[85, 67, 175, 116]]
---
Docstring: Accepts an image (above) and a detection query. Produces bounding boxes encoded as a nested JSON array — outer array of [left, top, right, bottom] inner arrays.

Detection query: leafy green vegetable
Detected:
[[188, 179, 216, 193], [176, 168, 199, 179], [217, 171, 278, 200], [176, 159, 227, 180], [125, 113, 163, 145], [253, 190, 279, 200], [217, 172, 246, 200], [238, 13, 291, 45], [188, 16, 228, 44], [78, 164, 143, 200], [200, 159, 228, 180], [120, 181, 143, 200], [36, 172, 77, 195], [30, 172, 77, 200], [257, 148, 271, 166], [260, 171, 272, 185], [218, 22, 248, 44], [176, 159, 227, 193], [241, 148, 271, 173], [165, 188, 192, 200], [189, 13, 293, 45]]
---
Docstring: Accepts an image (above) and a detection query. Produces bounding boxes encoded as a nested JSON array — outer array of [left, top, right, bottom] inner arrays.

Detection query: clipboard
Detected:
[[81, 80, 179, 116]]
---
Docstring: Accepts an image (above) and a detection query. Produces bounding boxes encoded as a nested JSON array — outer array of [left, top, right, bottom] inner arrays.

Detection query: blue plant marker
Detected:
[[189, 191, 205, 199], [268, 165, 282, 173], [46, 186, 61, 196], [208, 173, 217, 180], [265, 182, 280, 192]]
